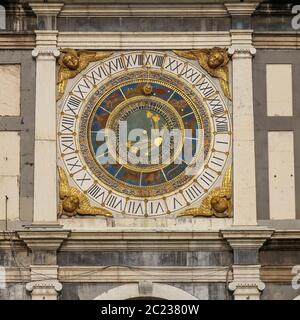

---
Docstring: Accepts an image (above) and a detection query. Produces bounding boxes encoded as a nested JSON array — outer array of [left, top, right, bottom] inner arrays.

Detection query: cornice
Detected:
[[17, 230, 70, 251], [59, 4, 228, 18], [0, 33, 35, 49], [225, 2, 261, 16], [221, 227, 274, 249], [60, 230, 228, 251], [29, 3, 64, 17]]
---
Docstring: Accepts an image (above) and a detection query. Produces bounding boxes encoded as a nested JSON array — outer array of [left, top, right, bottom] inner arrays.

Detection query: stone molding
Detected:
[[57, 31, 231, 49], [2, 32, 299, 50], [29, 3, 64, 17], [59, 4, 228, 17], [17, 230, 70, 251], [221, 227, 274, 249], [3, 265, 298, 284], [225, 2, 261, 16], [58, 266, 232, 283], [59, 230, 230, 251]]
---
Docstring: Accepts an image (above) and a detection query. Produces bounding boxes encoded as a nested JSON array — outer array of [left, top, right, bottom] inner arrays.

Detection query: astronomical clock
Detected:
[[57, 49, 232, 219]]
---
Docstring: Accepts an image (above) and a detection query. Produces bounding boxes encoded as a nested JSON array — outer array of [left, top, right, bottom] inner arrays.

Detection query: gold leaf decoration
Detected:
[[179, 166, 232, 218], [173, 48, 231, 100], [58, 166, 112, 218], [57, 49, 113, 101]]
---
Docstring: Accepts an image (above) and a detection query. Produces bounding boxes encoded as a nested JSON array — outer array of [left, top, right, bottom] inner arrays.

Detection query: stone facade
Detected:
[[0, 0, 300, 300]]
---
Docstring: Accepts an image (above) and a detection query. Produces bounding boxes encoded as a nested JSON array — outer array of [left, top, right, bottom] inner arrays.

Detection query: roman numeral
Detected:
[[184, 184, 203, 202], [76, 173, 91, 187], [200, 171, 215, 186], [181, 66, 201, 83], [60, 136, 75, 153], [173, 197, 182, 210], [105, 194, 124, 211], [215, 116, 229, 132], [87, 184, 106, 203], [65, 156, 81, 171], [64, 95, 82, 115], [164, 58, 184, 73], [210, 155, 225, 167], [105, 57, 125, 74], [124, 54, 143, 67], [144, 53, 164, 67], [127, 201, 144, 215], [86, 66, 108, 85], [196, 79, 215, 98], [61, 116, 75, 133], [148, 201, 165, 215], [208, 95, 225, 115], [73, 79, 91, 99]]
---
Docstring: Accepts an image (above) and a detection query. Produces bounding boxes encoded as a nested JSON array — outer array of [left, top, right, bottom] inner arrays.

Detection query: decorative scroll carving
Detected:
[[173, 48, 231, 100], [57, 48, 113, 100], [179, 166, 232, 218], [58, 166, 112, 218]]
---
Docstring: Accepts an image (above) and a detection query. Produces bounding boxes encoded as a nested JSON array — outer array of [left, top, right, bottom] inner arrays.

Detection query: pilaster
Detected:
[[228, 29, 257, 226], [222, 228, 273, 299], [30, 1, 62, 226], [18, 230, 69, 300]]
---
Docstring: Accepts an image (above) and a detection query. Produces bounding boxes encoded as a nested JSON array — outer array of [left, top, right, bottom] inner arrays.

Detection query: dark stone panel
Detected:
[[233, 249, 259, 265], [253, 15, 297, 32], [260, 245, 300, 265], [58, 250, 232, 267], [0, 248, 31, 267], [57, 17, 231, 32], [231, 15, 252, 30], [0, 283, 30, 300], [208, 250, 233, 266], [32, 250, 57, 265], [262, 284, 299, 300], [208, 283, 231, 300]]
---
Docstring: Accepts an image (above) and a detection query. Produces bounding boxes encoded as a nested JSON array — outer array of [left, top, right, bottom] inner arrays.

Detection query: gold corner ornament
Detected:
[[58, 166, 112, 218], [179, 166, 232, 218], [57, 48, 113, 101], [173, 48, 231, 100]]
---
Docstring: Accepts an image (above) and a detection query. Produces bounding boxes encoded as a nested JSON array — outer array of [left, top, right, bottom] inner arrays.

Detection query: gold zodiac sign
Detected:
[[173, 48, 231, 100], [57, 49, 113, 100], [179, 166, 232, 218], [58, 166, 112, 218]]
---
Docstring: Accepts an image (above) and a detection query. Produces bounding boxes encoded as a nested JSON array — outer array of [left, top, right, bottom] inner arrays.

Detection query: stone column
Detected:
[[225, 2, 261, 226], [222, 228, 273, 300], [30, 3, 63, 225], [18, 230, 69, 300]]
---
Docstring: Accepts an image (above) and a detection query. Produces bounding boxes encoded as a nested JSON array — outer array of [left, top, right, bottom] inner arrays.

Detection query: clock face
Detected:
[[58, 51, 231, 216]]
